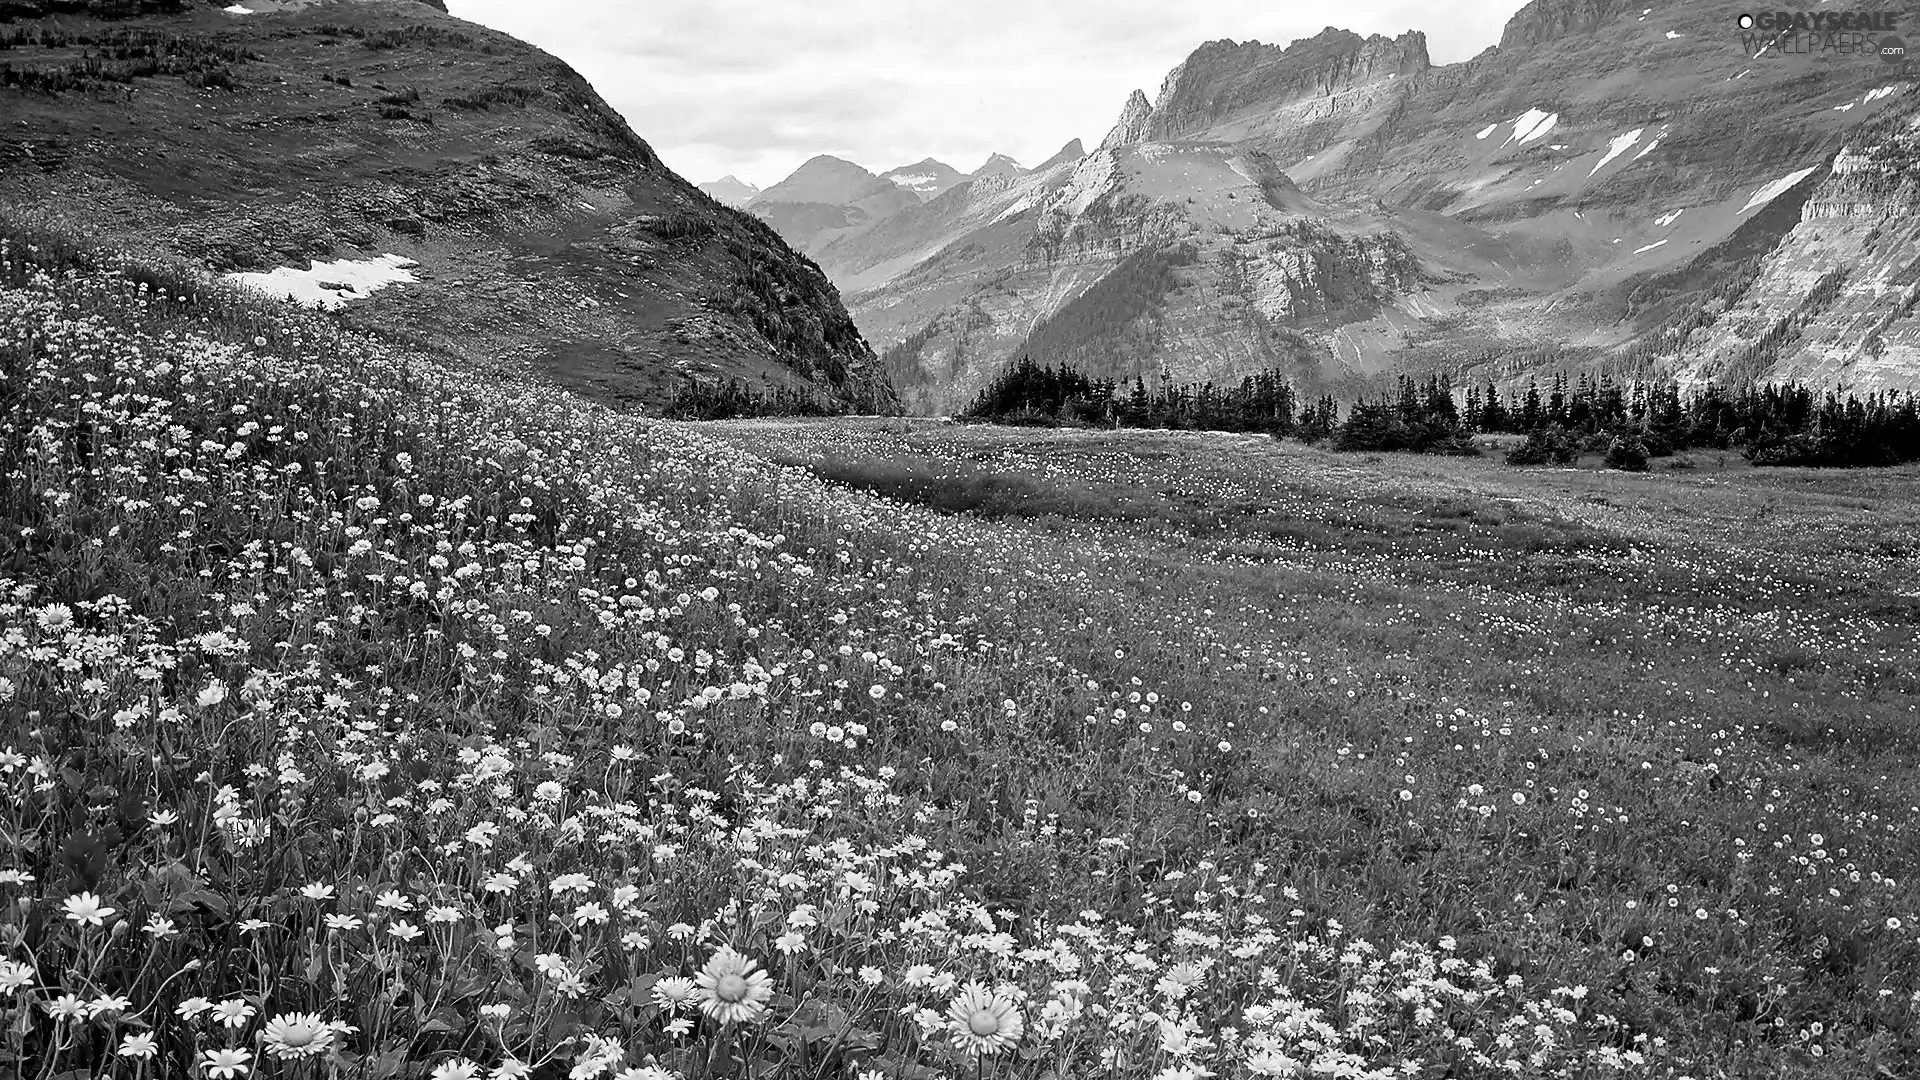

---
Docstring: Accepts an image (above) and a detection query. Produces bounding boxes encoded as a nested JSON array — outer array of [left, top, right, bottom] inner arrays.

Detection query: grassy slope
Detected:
[[3, 232, 1919, 1078]]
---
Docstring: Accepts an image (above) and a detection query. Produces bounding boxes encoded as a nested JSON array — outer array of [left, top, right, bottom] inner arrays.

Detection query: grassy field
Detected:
[[3, 240, 1920, 1080]]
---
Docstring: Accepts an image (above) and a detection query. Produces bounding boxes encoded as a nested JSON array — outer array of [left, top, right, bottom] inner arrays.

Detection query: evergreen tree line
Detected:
[[661, 377, 854, 421], [960, 356, 1339, 438], [962, 356, 1920, 468], [1465, 375, 1920, 467]]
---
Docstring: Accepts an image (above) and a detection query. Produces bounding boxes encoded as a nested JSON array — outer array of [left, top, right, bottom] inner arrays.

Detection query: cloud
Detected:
[[446, 0, 1518, 187]]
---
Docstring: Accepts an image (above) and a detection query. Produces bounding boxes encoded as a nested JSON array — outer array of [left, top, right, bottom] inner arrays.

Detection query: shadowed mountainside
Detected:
[[0, 0, 896, 411]]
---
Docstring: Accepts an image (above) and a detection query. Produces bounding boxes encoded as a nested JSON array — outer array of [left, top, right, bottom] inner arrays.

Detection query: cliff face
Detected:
[[0, 0, 894, 411], [1101, 90, 1155, 150], [1670, 114, 1920, 391], [1129, 31, 1433, 144], [1498, 0, 1643, 48]]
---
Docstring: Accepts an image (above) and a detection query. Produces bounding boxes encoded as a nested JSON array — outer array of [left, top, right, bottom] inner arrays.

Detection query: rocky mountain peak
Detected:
[[1498, 0, 1641, 49], [1100, 29, 1429, 149], [1037, 139, 1087, 171], [1100, 89, 1155, 150], [969, 153, 1027, 180]]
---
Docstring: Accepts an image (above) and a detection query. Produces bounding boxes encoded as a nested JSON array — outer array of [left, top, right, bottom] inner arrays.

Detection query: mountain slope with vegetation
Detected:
[[0, 0, 894, 411], [7, 222, 1920, 1080]]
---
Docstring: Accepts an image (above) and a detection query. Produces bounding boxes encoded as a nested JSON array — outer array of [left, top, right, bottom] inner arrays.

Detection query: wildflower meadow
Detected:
[[2, 225, 1918, 1080]]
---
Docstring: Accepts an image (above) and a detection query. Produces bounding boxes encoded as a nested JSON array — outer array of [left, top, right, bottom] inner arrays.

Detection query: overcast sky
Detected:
[[446, 1, 1520, 189]]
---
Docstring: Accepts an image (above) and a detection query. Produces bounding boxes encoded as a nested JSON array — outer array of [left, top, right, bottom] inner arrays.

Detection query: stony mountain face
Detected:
[[768, 0, 1918, 413], [1100, 91, 1154, 150], [1498, 0, 1642, 48], [0, 0, 892, 410], [1668, 110, 1920, 391], [698, 175, 760, 208], [1124, 30, 1434, 146]]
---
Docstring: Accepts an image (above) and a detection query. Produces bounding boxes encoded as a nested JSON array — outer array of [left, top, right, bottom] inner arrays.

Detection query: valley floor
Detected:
[[3, 249, 1919, 1078]]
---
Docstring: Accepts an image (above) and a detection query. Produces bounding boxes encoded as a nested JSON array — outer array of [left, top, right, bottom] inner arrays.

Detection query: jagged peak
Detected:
[[1108, 27, 1429, 148], [1037, 139, 1086, 170], [1101, 89, 1154, 150], [1173, 27, 1429, 68]]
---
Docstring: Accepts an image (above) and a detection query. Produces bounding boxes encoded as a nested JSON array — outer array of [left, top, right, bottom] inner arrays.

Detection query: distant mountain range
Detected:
[[707, 150, 1061, 256], [704, 151, 1050, 210], [730, 0, 1920, 414]]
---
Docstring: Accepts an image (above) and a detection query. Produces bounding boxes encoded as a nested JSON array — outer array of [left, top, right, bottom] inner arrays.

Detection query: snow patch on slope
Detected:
[[1503, 109, 1559, 147], [1633, 239, 1669, 255], [1475, 123, 1498, 140], [1589, 128, 1644, 177], [1655, 209, 1684, 227], [1740, 166, 1819, 214], [229, 254, 417, 309], [889, 174, 943, 194]]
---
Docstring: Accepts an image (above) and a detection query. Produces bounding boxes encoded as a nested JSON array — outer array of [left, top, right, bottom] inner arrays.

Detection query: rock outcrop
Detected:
[[1499, 0, 1643, 48], [1100, 90, 1155, 149], [1134, 31, 1432, 144], [1670, 110, 1920, 391]]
